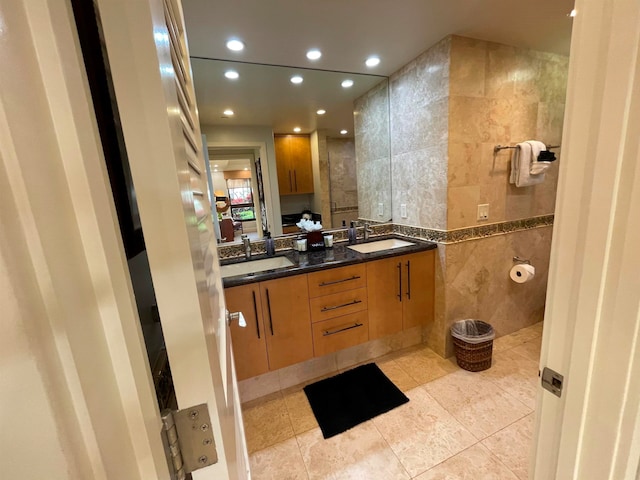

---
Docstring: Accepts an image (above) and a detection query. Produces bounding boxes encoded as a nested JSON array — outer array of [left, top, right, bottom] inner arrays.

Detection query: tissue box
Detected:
[[306, 231, 325, 251]]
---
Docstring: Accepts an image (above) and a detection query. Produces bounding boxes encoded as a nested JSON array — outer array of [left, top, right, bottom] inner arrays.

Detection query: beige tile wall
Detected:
[[327, 137, 358, 212], [390, 36, 451, 230], [447, 36, 569, 229]]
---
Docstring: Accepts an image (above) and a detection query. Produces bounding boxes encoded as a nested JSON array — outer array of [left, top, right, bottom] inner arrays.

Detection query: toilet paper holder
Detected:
[[513, 256, 531, 265]]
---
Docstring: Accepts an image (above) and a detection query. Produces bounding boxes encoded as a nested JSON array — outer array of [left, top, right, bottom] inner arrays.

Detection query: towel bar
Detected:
[[494, 144, 560, 154]]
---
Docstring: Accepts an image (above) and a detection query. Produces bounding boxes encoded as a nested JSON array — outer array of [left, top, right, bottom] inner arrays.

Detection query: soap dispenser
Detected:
[[265, 232, 275, 256], [348, 221, 357, 245]]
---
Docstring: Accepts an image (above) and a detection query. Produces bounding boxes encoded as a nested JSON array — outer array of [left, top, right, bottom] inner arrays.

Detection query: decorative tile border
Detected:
[[216, 216, 553, 258], [332, 205, 359, 213], [393, 215, 555, 244]]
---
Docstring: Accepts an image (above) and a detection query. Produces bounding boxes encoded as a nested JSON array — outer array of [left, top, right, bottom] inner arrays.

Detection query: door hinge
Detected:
[[541, 367, 564, 397], [161, 404, 218, 479]]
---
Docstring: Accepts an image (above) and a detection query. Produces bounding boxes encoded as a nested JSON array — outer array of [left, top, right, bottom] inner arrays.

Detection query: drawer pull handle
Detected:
[[319, 275, 361, 287], [322, 322, 364, 336], [321, 299, 362, 312]]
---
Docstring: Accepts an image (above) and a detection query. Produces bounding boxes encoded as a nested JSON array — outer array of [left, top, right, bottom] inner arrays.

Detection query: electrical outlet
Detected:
[[378, 202, 384, 216], [401, 204, 408, 218], [477, 204, 489, 221]]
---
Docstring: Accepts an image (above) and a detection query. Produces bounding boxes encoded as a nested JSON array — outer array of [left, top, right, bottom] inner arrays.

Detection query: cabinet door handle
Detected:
[[322, 322, 364, 336], [265, 288, 274, 335], [321, 299, 362, 312], [294, 170, 297, 191], [406, 260, 411, 300], [319, 275, 361, 287], [397, 262, 402, 302], [288, 171, 293, 192], [252, 290, 260, 339]]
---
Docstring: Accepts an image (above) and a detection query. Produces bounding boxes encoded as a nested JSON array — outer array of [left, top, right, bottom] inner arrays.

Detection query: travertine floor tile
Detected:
[[249, 437, 309, 480], [393, 345, 451, 385], [482, 413, 535, 480], [243, 392, 294, 453], [373, 387, 476, 477], [283, 390, 318, 435], [376, 359, 419, 392], [424, 370, 531, 439], [414, 443, 520, 480], [480, 350, 539, 409], [297, 423, 410, 480], [510, 337, 542, 362]]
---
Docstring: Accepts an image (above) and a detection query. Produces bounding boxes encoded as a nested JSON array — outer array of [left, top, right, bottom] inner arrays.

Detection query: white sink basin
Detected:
[[348, 238, 415, 254], [220, 256, 294, 278]]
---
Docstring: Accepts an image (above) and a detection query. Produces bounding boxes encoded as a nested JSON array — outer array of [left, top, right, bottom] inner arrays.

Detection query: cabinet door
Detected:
[[274, 135, 293, 195], [402, 251, 435, 329], [366, 257, 403, 340], [225, 284, 269, 380], [288, 135, 314, 194], [260, 275, 313, 370]]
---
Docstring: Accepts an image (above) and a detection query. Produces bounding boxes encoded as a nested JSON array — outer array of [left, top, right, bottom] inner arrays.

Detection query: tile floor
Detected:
[[243, 322, 543, 479]]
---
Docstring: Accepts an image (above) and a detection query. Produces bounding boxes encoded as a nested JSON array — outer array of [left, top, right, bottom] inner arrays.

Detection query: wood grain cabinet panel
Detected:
[[402, 251, 435, 329], [312, 311, 369, 357], [225, 283, 269, 380], [274, 135, 314, 195], [307, 264, 366, 297], [309, 287, 368, 323], [260, 275, 313, 371]]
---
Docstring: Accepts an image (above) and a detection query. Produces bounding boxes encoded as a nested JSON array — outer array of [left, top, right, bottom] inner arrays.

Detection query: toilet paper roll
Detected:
[[510, 263, 535, 283]]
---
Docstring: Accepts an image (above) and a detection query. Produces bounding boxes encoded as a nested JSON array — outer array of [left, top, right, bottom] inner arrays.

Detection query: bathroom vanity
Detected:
[[221, 237, 436, 381]]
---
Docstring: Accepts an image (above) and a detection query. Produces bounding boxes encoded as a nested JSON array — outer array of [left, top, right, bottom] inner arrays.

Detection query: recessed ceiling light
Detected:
[[568, 8, 577, 16], [306, 49, 322, 60], [243, 167, 249, 171], [340, 129, 348, 135], [224, 70, 239, 79], [226, 39, 244, 51], [223, 109, 234, 116], [214, 164, 219, 168], [316, 109, 326, 115], [341, 79, 354, 88], [365, 56, 380, 67], [291, 75, 304, 84], [214, 169, 218, 172], [293, 127, 302, 133]]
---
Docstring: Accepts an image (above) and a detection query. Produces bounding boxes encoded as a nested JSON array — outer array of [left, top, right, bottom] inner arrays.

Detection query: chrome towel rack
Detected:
[[494, 144, 560, 154]]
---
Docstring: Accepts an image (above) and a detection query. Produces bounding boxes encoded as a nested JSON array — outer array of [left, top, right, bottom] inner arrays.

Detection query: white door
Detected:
[[96, 0, 248, 478], [531, 0, 640, 478]]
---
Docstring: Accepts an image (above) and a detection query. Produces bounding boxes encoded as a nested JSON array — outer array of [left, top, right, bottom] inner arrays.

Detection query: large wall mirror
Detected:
[[191, 58, 392, 243]]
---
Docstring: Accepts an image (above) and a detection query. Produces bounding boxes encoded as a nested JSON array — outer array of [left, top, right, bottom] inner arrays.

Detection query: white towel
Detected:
[[510, 140, 548, 187]]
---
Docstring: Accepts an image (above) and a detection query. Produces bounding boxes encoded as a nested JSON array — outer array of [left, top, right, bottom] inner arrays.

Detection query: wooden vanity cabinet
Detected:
[[260, 275, 314, 370], [367, 250, 435, 340], [225, 283, 269, 380], [225, 275, 313, 380], [274, 135, 314, 195]]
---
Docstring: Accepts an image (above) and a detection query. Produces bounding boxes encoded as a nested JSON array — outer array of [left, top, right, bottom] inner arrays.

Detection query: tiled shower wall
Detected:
[[327, 137, 358, 227]]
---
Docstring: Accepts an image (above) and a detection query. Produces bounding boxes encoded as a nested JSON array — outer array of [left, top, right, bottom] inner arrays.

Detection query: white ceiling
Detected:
[[183, 0, 574, 132]]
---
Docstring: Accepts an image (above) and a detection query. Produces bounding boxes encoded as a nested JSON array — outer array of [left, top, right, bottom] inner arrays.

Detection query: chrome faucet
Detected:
[[364, 223, 373, 241], [241, 234, 251, 260]]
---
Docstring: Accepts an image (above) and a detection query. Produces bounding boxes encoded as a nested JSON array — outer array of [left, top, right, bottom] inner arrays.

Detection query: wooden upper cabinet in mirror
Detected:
[[274, 135, 314, 195]]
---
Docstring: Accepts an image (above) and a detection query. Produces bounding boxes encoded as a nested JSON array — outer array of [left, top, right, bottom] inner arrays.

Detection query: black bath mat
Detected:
[[303, 363, 409, 439]]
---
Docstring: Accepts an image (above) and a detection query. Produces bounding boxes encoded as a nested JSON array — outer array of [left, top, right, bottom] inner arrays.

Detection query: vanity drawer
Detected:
[[307, 264, 367, 298], [309, 287, 368, 323], [312, 311, 369, 357]]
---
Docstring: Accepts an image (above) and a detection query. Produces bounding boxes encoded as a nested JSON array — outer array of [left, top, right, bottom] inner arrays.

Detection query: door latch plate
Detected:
[[541, 367, 564, 397]]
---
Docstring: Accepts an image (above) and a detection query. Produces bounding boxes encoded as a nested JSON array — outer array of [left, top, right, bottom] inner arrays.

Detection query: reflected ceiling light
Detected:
[[341, 79, 354, 88], [340, 129, 348, 135], [568, 8, 577, 16], [316, 109, 326, 115], [223, 109, 234, 116], [224, 70, 239, 79], [226, 39, 245, 51], [306, 49, 322, 60], [293, 127, 302, 133], [244, 167, 249, 171], [365, 56, 380, 67], [291, 75, 304, 84], [214, 169, 218, 172]]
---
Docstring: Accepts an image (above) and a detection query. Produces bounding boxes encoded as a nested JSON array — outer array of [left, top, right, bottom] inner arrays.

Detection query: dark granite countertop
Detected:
[[221, 234, 437, 288]]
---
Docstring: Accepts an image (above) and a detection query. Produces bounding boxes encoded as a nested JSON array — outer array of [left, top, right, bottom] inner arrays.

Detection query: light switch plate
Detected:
[[477, 204, 489, 221], [400, 204, 407, 218], [378, 202, 384, 216]]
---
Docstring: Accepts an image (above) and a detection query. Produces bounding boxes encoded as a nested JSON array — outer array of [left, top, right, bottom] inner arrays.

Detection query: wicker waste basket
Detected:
[[451, 320, 495, 372]]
